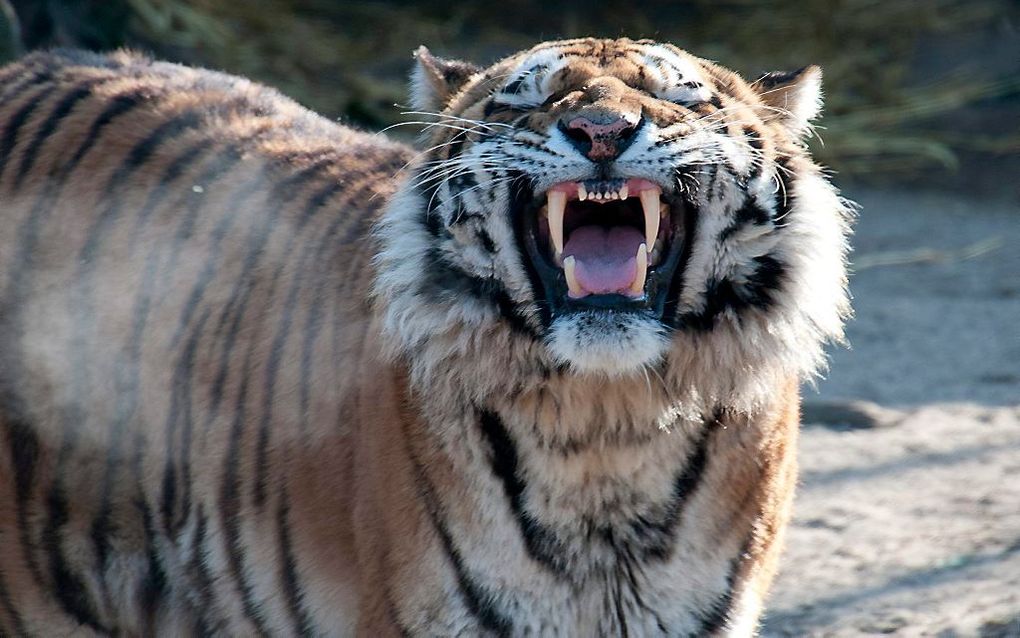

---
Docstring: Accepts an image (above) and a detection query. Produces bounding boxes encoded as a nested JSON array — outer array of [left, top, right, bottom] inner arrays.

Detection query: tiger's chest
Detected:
[[377, 404, 760, 636]]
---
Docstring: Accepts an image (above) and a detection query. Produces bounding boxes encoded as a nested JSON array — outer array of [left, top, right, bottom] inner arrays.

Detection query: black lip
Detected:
[[510, 173, 696, 327]]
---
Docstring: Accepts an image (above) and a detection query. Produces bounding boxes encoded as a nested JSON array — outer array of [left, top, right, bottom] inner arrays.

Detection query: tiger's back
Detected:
[[0, 49, 410, 634]]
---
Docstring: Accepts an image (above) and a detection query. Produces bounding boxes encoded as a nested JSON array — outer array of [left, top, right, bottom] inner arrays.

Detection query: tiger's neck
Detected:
[[395, 363, 788, 571], [351, 354, 799, 630]]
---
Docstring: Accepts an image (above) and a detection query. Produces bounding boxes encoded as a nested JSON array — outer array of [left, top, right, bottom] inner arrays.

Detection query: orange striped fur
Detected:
[[0, 40, 850, 635]]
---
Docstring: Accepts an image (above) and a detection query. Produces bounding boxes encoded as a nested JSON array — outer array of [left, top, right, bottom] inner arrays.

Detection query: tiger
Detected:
[[0, 37, 850, 636]]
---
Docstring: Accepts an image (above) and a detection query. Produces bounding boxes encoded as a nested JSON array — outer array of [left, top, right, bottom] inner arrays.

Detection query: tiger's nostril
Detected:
[[563, 126, 590, 145], [561, 115, 642, 161]]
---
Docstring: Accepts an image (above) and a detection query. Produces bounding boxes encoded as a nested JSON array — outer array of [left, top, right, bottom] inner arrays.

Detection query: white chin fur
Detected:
[[546, 311, 669, 376]]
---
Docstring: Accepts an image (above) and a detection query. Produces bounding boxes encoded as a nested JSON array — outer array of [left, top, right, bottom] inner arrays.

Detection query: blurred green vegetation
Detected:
[[4, 0, 1019, 189]]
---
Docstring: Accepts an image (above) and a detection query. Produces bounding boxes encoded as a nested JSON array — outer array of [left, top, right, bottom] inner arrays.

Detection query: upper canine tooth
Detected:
[[619, 184, 629, 200], [630, 243, 648, 295], [547, 190, 566, 256], [639, 188, 661, 249], [578, 183, 588, 201]]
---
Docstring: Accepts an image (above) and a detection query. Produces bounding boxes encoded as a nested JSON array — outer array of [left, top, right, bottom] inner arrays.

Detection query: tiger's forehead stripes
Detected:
[[488, 39, 716, 109]]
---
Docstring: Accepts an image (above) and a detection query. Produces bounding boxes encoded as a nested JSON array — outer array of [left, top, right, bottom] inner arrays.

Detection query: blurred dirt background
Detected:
[[1, 1, 1017, 635]]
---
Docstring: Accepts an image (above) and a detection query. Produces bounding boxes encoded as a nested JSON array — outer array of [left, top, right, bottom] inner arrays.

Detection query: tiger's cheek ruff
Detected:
[[659, 162, 852, 413], [374, 187, 560, 401]]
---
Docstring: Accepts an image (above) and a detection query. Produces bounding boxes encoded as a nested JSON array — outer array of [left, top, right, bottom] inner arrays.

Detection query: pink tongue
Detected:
[[563, 226, 644, 296]]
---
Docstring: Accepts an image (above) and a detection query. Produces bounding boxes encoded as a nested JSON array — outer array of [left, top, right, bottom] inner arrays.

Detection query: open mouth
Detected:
[[514, 176, 692, 321]]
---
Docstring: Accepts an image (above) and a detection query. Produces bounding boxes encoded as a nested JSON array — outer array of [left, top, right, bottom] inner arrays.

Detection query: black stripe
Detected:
[[753, 68, 809, 92], [0, 415, 43, 583], [507, 171, 554, 328], [744, 126, 763, 151], [617, 552, 666, 632], [41, 352, 108, 631], [0, 64, 55, 109], [67, 90, 151, 170], [219, 352, 272, 634], [127, 141, 212, 248], [477, 410, 571, 575], [0, 85, 57, 180], [677, 255, 786, 332], [401, 424, 513, 636], [160, 309, 210, 536], [773, 159, 795, 227], [419, 245, 539, 340], [719, 194, 771, 242], [42, 486, 107, 632], [155, 145, 243, 264], [186, 505, 219, 635], [636, 416, 717, 561], [13, 81, 97, 189], [136, 495, 168, 634], [276, 485, 316, 637]]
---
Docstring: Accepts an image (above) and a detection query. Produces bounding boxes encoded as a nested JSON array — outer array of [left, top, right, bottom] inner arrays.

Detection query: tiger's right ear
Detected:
[[410, 46, 480, 112]]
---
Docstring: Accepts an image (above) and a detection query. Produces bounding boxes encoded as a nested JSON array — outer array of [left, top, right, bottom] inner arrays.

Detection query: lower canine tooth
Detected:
[[630, 243, 648, 295], [564, 256, 584, 297]]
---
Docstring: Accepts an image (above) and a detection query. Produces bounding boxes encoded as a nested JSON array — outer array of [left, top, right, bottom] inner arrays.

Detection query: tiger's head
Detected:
[[375, 38, 850, 407]]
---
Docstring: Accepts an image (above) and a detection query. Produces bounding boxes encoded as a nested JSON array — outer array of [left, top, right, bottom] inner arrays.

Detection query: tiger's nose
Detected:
[[561, 115, 642, 161]]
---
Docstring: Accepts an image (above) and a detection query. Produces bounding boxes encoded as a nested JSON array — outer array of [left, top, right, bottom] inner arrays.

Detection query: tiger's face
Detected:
[[377, 38, 847, 383]]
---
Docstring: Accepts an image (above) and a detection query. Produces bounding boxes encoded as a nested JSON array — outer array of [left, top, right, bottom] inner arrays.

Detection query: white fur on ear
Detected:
[[410, 45, 480, 112], [751, 65, 823, 139]]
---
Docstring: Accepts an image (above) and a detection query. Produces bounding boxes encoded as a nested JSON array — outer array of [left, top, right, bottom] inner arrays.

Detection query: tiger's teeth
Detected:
[[578, 183, 588, 201], [547, 190, 566, 257], [630, 243, 648, 295], [564, 256, 583, 297], [639, 188, 661, 249], [618, 184, 629, 200]]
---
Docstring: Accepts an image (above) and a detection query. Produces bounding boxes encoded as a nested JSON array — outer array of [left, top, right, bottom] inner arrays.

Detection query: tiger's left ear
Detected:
[[410, 46, 480, 112], [750, 65, 823, 139]]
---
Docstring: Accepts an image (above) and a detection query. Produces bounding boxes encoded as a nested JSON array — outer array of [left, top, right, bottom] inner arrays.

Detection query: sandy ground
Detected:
[[762, 190, 1020, 636]]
